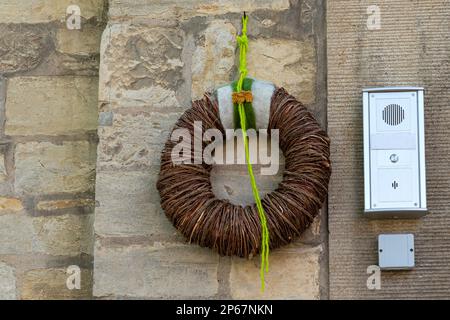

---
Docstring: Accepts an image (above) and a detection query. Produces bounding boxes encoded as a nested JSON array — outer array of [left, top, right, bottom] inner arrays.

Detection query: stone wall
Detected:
[[93, 0, 328, 299], [0, 0, 106, 299], [2, 0, 450, 300]]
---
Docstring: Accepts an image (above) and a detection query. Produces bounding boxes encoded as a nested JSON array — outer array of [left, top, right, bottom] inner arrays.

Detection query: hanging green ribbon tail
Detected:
[[235, 13, 270, 292]]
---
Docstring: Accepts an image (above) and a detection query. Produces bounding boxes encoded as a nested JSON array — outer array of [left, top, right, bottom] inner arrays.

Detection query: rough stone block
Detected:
[[97, 111, 180, 169], [98, 111, 113, 126], [0, 24, 53, 74], [0, 0, 104, 23], [0, 153, 6, 181], [33, 214, 94, 256], [0, 262, 16, 300], [191, 20, 236, 99], [34, 51, 100, 76], [109, 0, 290, 19], [247, 38, 316, 104], [230, 244, 322, 299], [14, 141, 96, 195], [21, 268, 92, 300], [93, 243, 219, 298], [99, 24, 184, 109], [0, 211, 93, 256], [0, 213, 35, 254], [5, 76, 98, 136], [56, 25, 102, 55], [94, 170, 179, 239]]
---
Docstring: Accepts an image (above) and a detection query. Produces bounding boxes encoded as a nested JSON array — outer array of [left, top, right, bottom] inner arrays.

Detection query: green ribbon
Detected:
[[235, 14, 270, 292], [232, 77, 256, 130]]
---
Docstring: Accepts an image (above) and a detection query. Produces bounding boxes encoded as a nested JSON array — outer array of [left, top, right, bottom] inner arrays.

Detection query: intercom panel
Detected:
[[363, 87, 427, 218]]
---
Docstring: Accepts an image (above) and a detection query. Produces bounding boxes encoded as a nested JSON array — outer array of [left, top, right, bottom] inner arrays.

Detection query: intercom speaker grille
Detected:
[[383, 104, 405, 126]]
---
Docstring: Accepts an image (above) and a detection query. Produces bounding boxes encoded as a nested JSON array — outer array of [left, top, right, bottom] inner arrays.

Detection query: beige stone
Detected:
[[211, 164, 284, 206], [0, 211, 93, 256], [0, 153, 6, 181], [99, 24, 184, 109], [191, 21, 236, 99], [14, 141, 96, 195], [210, 139, 285, 204], [0, 24, 51, 74], [247, 38, 316, 104], [230, 244, 322, 299], [97, 111, 181, 169], [0, 0, 104, 23], [93, 243, 219, 298], [0, 213, 34, 254], [5, 77, 98, 136], [56, 25, 102, 55], [21, 268, 92, 300], [109, 0, 290, 19], [94, 170, 180, 239], [298, 214, 321, 243], [51, 51, 100, 75], [0, 262, 16, 300], [0, 197, 24, 214], [36, 199, 94, 211], [33, 214, 94, 256]]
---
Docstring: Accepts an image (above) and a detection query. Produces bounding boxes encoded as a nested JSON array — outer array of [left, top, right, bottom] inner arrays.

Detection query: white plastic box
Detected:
[[363, 87, 427, 218], [378, 234, 415, 270]]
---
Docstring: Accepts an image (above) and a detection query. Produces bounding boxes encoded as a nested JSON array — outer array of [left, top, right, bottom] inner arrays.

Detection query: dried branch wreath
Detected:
[[157, 13, 330, 291], [157, 87, 331, 258]]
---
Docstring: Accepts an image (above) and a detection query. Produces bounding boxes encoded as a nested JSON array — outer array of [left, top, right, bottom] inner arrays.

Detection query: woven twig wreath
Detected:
[[157, 87, 331, 258]]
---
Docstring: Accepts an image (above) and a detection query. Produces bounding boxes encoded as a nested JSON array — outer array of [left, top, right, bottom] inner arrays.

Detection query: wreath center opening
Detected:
[[210, 135, 285, 206]]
